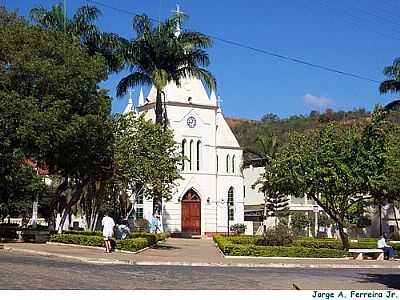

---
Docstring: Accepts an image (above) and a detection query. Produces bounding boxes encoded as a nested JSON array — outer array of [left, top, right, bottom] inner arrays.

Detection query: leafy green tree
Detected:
[[113, 113, 182, 215], [30, 2, 126, 74], [0, 8, 114, 231], [290, 212, 310, 235], [116, 13, 216, 125], [256, 119, 382, 249], [379, 57, 400, 95]]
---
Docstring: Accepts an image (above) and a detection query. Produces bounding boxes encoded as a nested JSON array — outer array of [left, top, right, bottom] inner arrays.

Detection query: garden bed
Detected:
[[214, 236, 350, 258], [49, 231, 168, 252]]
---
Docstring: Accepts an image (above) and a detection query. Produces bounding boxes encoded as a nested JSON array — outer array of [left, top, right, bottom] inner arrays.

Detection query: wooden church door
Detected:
[[181, 189, 201, 234]]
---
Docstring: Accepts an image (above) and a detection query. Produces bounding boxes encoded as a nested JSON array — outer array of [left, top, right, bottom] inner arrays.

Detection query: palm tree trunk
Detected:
[[155, 89, 163, 124]]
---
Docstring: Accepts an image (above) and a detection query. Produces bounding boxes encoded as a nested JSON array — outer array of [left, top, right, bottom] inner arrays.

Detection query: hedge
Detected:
[[49, 234, 149, 252], [62, 230, 102, 237], [214, 236, 348, 258], [62, 230, 168, 244], [220, 235, 400, 251]]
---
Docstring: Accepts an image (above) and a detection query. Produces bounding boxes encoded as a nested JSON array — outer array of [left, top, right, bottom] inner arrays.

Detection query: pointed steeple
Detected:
[[216, 95, 223, 113], [123, 88, 136, 114], [138, 87, 145, 107], [210, 90, 217, 106]]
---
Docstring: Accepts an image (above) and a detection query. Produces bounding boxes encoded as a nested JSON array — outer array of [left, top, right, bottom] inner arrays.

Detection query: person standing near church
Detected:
[[102, 214, 115, 253]]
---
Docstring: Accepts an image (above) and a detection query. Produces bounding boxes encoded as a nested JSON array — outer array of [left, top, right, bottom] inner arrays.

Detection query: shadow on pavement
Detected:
[[360, 273, 400, 289], [152, 244, 181, 250]]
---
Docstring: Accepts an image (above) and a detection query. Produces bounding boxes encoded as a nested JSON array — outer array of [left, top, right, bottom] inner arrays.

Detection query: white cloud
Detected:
[[303, 93, 334, 108]]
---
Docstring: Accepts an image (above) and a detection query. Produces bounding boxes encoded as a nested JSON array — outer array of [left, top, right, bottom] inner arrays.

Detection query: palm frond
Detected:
[[174, 66, 216, 91], [179, 31, 213, 49], [132, 14, 153, 37], [379, 80, 400, 94], [116, 72, 152, 97]]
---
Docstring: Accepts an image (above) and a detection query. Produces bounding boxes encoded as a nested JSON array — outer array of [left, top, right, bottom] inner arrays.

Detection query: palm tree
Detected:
[[30, 3, 126, 73], [379, 57, 400, 95], [116, 14, 216, 125]]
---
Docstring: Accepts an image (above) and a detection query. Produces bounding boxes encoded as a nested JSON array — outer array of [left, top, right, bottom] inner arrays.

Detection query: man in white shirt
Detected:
[[102, 214, 115, 253], [377, 233, 395, 260]]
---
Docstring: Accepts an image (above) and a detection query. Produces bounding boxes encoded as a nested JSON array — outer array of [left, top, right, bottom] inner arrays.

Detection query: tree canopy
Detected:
[[117, 13, 216, 125]]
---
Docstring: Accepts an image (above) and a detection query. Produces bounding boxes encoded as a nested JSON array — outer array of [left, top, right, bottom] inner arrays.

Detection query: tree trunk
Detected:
[[155, 90, 163, 124], [393, 205, 399, 231], [57, 208, 68, 234], [337, 222, 350, 250]]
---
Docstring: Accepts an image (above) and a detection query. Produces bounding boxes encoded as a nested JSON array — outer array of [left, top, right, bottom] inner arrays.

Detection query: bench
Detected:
[[349, 248, 384, 261]]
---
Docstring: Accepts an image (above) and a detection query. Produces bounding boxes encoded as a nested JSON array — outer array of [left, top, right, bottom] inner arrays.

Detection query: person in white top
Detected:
[[377, 233, 395, 260], [101, 214, 115, 253]]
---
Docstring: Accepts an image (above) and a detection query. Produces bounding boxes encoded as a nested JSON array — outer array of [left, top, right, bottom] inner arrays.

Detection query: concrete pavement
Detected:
[[3, 238, 400, 269], [2, 251, 400, 289]]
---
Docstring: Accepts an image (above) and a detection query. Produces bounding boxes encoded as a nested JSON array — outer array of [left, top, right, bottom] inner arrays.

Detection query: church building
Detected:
[[124, 77, 244, 236]]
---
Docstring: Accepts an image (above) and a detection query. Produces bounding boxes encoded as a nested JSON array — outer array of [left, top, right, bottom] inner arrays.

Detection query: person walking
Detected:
[[101, 214, 115, 253], [377, 232, 395, 260]]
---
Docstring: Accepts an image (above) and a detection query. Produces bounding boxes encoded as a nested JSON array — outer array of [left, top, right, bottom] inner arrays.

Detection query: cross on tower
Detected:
[[171, 4, 184, 37]]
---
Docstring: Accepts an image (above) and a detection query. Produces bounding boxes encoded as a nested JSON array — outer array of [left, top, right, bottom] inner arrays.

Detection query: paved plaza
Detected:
[[1, 238, 400, 289], [1, 251, 400, 289]]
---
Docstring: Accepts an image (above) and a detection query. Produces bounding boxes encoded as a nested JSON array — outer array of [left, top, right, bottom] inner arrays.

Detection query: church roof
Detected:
[[146, 77, 215, 106]]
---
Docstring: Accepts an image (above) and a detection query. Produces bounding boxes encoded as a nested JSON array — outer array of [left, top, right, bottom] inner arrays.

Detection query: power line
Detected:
[[85, 0, 381, 84]]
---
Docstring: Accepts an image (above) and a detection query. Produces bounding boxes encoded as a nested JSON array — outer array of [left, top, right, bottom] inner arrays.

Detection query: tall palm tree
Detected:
[[380, 57, 400, 95], [30, 3, 126, 74], [116, 14, 216, 125]]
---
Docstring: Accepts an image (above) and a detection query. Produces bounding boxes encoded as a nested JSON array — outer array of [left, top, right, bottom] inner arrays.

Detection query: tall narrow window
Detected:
[[226, 155, 230, 173], [196, 141, 201, 171], [216, 155, 219, 172], [228, 187, 234, 221], [189, 140, 194, 170], [181, 139, 186, 170], [232, 155, 236, 174]]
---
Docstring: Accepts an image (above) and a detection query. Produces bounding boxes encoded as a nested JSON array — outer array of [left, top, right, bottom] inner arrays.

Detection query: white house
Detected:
[[124, 76, 244, 236]]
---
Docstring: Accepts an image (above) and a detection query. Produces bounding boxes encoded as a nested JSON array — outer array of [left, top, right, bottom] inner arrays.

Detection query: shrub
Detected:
[[223, 235, 260, 245], [230, 223, 247, 235], [62, 230, 102, 236], [49, 234, 104, 247], [49, 234, 149, 252], [257, 224, 295, 246], [116, 238, 148, 252], [213, 236, 348, 258], [128, 232, 157, 245]]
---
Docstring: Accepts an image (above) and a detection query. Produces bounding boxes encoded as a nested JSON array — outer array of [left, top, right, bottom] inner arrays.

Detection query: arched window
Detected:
[[226, 154, 230, 173], [196, 141, 201, 171], [228, 187, 234, 221], [189, 140, 194, 170], [181, 139, 186, 170], [232, 155, 236, 174]]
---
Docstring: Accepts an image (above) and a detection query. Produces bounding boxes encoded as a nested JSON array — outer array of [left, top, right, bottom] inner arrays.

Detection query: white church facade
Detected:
[[124, 77, 244, 236]]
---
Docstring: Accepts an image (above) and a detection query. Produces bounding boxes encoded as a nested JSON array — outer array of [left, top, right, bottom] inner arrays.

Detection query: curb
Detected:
[[5, 247, 400, 269]]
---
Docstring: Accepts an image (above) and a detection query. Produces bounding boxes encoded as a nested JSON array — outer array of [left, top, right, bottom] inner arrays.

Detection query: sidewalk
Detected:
[[3, 238, 400, 269]]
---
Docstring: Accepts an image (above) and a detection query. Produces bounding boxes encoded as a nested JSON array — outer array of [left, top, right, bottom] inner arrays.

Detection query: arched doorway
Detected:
[[181, 189, 201, 234]]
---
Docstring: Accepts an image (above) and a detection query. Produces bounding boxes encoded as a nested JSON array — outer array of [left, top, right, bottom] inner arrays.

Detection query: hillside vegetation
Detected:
[[228, 108, 400, 163]]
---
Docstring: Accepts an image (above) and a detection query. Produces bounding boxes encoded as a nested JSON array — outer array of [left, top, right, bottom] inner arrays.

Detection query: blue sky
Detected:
[[4, 0, 400, 119]]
